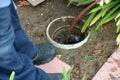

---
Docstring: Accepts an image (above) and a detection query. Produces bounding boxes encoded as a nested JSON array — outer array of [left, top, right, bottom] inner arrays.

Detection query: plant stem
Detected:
[[66, 0, 100, 43]]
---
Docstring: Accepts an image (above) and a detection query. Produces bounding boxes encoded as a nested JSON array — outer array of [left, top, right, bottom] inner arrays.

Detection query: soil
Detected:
[[15, 0, 117, 80]]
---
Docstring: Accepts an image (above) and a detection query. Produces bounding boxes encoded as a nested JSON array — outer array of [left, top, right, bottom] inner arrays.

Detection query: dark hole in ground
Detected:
[[64, 35, 81, 44], [53, 26, 86, 44]]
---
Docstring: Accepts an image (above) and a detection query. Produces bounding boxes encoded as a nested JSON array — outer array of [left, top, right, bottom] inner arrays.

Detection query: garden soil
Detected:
[[15, 0, 117, 79]]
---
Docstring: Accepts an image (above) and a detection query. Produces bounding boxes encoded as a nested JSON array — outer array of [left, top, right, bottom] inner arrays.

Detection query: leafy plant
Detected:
[[81, 0, 120, 46], [67, 0, 94, 6], [116, 13, 120, 47], [82, 74, 87, 80], [62, 68, 70, 80], [9, 71, 15, 80]]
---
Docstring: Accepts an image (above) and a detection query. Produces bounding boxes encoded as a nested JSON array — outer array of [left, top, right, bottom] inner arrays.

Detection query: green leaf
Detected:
[[9, 71, 15, 80], [116, 33, 120, 47], [67, 0, 73, 7], [95, 4, 120, 31], [89, 0, 119, 14], [117, 25, 120, 33], [90, 10, 103, 26], [89, 6, 103, 13], [82, 74, 87, 80], [62, 68, 70, 80], [116, 13, 120, 20], [77, 0, 93, 6], [81, 12, 96, 33], [117, 19, 120, 33], [101, 3, 115, 17], [89, 1, 116, 26], [105, 10, 120, 23], [117, 19, 120, 26]]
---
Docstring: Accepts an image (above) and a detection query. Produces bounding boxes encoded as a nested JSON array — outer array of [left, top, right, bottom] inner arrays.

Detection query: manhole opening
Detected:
[[52, 26, 86, 44]]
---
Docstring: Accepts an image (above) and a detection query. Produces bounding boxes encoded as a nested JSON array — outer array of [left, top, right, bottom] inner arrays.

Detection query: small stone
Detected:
[[41, 13, 43, 16]]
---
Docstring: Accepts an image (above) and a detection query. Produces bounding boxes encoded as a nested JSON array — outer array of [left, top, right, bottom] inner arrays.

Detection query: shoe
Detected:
[[33, 43, 56, 65], [48, 73, 63, 80]]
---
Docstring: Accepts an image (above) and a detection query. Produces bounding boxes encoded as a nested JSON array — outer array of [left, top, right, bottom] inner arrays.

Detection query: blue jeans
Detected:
[[0, 1, 49, 80]]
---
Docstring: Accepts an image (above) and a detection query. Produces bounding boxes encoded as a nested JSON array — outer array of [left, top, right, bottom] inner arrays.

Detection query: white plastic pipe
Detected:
[[46, 16, 90, 50]]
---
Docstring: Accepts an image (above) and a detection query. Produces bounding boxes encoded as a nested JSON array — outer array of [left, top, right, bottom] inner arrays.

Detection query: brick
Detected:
[[36, 57, 71, 73], [27, 0, 45, 6], [92, 48, 120, 80]]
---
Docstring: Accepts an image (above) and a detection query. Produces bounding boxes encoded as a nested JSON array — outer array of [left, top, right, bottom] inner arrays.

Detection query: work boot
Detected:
[[33, 43, 56, 65], [48, 73, 63, 80]]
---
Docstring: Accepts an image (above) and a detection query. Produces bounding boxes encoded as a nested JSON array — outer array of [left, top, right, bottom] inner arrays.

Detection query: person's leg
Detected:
[[10, 1, 56, 64], [10, 1, 38, 59], [0, 3, 49, 80]]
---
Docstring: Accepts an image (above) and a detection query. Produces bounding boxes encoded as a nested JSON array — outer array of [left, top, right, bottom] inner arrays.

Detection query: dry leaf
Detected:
[[110, 67, 117, 72], [92, 50, 102, 56], [112, 57, 120, 68]]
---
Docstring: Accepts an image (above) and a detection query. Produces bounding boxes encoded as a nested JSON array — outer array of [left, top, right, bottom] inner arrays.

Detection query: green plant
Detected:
[[82, 74, 87, 80], [81, 0, 120, 46], [9, 71, 15, 80], [66, 0, 100, 42], [68, 0, 120, 47], [116, 13, 120, 47], [62, 68, 70, 80], [62, 67, 87, 80], [67, 0, 94, 6]]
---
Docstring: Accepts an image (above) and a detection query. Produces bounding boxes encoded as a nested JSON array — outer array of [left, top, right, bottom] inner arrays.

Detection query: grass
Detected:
[[62, 68, 70, 80], [9, 71, 15, 80], [82, 74, 87, 80]]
